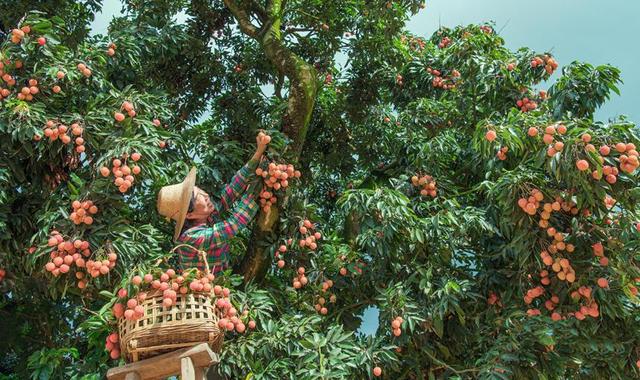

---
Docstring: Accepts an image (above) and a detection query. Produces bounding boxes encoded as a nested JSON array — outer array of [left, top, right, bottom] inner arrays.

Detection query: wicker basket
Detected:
[[118, 248, 224, 362]]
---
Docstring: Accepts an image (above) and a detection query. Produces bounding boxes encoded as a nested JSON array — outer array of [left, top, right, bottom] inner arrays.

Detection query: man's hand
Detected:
[[252, 130, 271, 161]]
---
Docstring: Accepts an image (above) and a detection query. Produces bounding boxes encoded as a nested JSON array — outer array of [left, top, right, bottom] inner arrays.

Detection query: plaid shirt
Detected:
[[176, 159, 260, 274]]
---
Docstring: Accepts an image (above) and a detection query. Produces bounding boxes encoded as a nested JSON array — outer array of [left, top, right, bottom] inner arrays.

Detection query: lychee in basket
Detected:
[[117, 247, 224, 362]]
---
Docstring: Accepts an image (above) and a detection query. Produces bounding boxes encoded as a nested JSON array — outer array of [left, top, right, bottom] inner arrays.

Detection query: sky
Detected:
[[90, 0, 640, 336]]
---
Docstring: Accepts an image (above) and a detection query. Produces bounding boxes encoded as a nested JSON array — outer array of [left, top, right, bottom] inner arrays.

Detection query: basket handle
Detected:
[[169, 243, 211, 276]]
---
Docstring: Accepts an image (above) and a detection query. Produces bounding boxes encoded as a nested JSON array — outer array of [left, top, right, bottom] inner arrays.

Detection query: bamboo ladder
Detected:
[[107, 248, 221, 380]]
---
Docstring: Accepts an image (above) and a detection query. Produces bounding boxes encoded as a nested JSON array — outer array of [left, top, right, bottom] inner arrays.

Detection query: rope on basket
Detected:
[[168, 243, 214, 298]]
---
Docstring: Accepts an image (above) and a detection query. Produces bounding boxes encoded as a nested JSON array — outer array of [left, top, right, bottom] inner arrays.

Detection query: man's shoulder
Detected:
[[178, 225, 209, 241]]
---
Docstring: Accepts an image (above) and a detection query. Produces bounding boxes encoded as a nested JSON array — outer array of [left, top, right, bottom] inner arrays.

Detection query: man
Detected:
[[157, 131, 270, 274]]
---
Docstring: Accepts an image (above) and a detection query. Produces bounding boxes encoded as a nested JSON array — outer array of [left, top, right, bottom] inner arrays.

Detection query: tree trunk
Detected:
[[228, 0, 318, 283]]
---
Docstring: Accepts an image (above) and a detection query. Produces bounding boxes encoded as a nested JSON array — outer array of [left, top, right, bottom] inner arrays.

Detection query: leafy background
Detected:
[[1, 1, 640, 379]]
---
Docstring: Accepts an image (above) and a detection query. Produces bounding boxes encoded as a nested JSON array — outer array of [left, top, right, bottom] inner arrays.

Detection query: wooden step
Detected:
[[106, 343, 219, 380]]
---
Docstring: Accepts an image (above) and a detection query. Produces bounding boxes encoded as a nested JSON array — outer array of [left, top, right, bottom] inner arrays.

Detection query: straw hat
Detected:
[[157, 167, 197, 241]]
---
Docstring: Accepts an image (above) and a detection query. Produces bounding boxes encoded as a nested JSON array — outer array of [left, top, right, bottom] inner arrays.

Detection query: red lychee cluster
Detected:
[[571, 286, 600, 320], [438, 36, 452, 48], [298, 219, 321, 251], [105, 332, 120, 359], [76, 63, 92, 78], [314, 295, 329, 315], [99, 153, 142, 193], [314, 279, 336, 315], [411, 174, 437, 197], [215, 285, 255, 334], [256, 162, 301, 212], [106, 42, 116, 57], [390, 316, 404, 337], [0, 67, 17, 92], [395, 73, 403, 86], [51, 70, 65, 94], [496, 146, 508, 161], [38, 121, 86, 153], [480, 25, 493, 34], [615, 142, 639, 174], [16, 78, 39, 101], [517, 188, 544, 216], [516, 97, 538, 112], [85, 252, 118, 280], [426, 67, 460, 90], [114, 101, 136, 122], [10, 25, 31, 44], [275, 239, 291, 269], [487, 291, 502, 307], [70, 199, 98, 225], [44, 231, 92, 284], [530, 55, 559, 75], [292, 267, 309, 289]]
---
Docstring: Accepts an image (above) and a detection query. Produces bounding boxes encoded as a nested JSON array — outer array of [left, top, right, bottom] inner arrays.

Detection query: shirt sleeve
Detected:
[[218, 158, 260, 212], [198, 192, 260, 246]]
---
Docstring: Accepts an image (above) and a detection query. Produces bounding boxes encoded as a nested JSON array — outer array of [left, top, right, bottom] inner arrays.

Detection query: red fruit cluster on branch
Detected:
[[390, 316, 403, 337], [438, 36, 452, 49], [0, 268, 5, 282], [39, 121, 86, 153], [617, 143, 640, 173], [570, 286, 600, 320], [105, 332, 120, 359], [100, 153, 142, 193], [314, 279, 336, 315], [70, 200, 98, 225], [76, 63, 92, 78], [516, 188, 613, 321], [531, 55, 559, 74], [411, 174, 437, 197], [298, 219, 321, 251], [106, 42, 116, 57], [215, 287, 256, 334], [44, 231, 94, 286], [292, 267, 308, 289], [480, 25, 493, 34], [400, 35, 427, 51], [517, 188, 544, 216], [114, 101, 136, 122], [85, 253, 117, 280], [256, 162, 301, 212], [10, 26, 31, 44], [15, 78, 39, 101], [516, 97, 538, 112], [426, 67, 460, 90], [395, 73, 403, 86], [496, 146, 508, 161], [530, 124, 638, 181], [487, 291, 501, 306]]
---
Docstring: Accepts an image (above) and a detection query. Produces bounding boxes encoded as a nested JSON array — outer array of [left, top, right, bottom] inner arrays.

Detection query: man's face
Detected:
[[186, 186, 215, 220]]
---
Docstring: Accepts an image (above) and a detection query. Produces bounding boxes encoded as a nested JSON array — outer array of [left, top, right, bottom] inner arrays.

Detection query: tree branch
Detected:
[[274, 71, 284, 99], [250, 0, 268, 21], [222, 0, 260, 38]]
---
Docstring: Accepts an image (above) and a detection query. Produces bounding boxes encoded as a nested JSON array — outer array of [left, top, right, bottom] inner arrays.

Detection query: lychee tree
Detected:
[[1, 2, 640, 380]]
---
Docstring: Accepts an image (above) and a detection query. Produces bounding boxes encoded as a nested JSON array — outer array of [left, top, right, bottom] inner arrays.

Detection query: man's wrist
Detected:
[[251, 150, 264, 162], [248, 155, 261, 167]]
